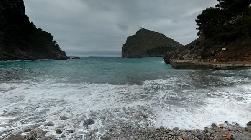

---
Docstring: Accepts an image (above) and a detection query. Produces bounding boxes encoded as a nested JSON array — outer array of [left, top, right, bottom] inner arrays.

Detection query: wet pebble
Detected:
[[56, 129, 63, 134], [173, 127, 179, 131], [211, 123, 217, 128], [24, 128, 32, 132], [45, 121, 55, 126], [67, 130, 74, 133], [5, 134, 24, 140], [247, 121, 251, 126], [61, 134, 66, 138], [60, 116, 69, 120]]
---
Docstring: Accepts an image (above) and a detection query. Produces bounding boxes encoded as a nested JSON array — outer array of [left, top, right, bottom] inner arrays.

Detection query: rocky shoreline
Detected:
[[169, 60, 251, 70], [4, 121, 251, 140]]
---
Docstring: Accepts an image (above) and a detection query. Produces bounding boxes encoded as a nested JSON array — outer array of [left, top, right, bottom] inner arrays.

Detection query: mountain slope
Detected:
[[122, 28, 182, 58], [0, 0, 67, 60]]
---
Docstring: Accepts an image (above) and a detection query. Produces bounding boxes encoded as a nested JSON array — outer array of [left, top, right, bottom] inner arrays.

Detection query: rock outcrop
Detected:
[[0, 0, 67, 60], [122, 28, 182, 58], [165, 0, 251, 69]]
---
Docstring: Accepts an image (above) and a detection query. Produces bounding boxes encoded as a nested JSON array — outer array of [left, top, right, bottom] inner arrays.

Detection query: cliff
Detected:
[[165, 0, 251, 69], [0, 0, 67, 60], [122, 28, 182, 58]]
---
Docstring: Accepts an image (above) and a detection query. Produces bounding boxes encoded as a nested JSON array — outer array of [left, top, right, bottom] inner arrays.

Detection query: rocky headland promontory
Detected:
[[122, 28, 182, 58], [0, 0, 67, 60], [164, 0, 251, 69]]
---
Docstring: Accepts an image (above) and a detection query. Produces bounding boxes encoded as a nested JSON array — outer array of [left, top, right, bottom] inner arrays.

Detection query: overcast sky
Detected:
[[24, 0, 216, 56]]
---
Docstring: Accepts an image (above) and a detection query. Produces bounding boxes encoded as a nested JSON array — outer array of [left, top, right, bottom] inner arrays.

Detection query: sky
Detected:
[[24, 0, 216, 56]]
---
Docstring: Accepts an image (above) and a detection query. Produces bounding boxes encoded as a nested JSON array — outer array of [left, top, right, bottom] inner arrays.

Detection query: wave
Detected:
[[0, 77, 251, 139]]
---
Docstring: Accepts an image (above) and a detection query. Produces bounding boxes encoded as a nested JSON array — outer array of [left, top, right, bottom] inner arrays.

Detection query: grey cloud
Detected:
[[24, 0, 216, 56]]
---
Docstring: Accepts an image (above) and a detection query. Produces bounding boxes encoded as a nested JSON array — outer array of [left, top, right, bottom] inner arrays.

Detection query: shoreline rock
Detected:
[[102, 121, 251, 140], [3, 121, 251, 140], [169, 59, 251, 70], [68, 56, 81, 60]]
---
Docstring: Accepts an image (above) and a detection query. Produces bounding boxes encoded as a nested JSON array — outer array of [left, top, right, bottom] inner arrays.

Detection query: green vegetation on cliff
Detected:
[[166, 0, 251, 63], [0, 0, 67, 60], [196, 0, 251, 42]]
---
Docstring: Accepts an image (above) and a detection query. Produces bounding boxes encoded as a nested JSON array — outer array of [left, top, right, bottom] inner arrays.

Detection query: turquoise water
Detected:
[[0, 57, 251, 139], [0, 57, 172, 84]]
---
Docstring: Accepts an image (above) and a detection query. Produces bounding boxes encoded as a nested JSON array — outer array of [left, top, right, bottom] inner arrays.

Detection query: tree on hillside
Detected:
[[216, 0, 251, 12], [196, 0, 251, 42]]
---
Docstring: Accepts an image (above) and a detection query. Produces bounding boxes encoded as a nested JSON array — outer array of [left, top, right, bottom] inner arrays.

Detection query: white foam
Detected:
[[154, 82, 251, 129], [0, 77, 251, 139]]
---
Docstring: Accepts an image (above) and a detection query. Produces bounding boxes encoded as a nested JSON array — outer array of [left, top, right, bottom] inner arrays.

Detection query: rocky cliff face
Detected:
[[0, 0, 67, 60], [165, 0, 251, 64], [184, 38, 251, 62], [166, 33, 251, 64], [122, 28, 182, 58]]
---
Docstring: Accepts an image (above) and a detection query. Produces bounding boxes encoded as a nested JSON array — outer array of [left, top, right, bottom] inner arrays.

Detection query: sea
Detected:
[[0, 57, 251, 139]]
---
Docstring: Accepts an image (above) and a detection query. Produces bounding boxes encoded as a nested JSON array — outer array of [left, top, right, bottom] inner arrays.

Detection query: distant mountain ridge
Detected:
[[122, 28, 182, 58], [0, 0, 67, 60]]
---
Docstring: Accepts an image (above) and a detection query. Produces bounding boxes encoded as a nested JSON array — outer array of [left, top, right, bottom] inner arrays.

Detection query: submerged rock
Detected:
[[45, 121, 55, 127], [67, 130, 74, 133], [60, 116, 69, 120], [84, 119, 95, 126], [60, 134, 66, 138], [55, 129, 63, 134], [247, 121, 251, 126]]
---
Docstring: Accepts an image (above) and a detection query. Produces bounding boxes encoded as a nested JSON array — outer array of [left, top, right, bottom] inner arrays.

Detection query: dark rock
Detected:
[[122, 28, 183, 58], [0, 0, 67, 60], [84, 119, 95, 126], [69, 56, 80, 59], [60, 116, 69, 120], [45, 121, 55, 126], [24, 128, 46, 140], [5, 134, 25, 140], [211, 123, 217, 128], [173, 127, 179, 131], [247, 121, 251, 126], [24, 128, 32, 132], [163, 55, 171, 64], [67, 130, 74, 133], [246, 127, 251, 133], [80, 121, 251, 139], [61, 134, 66, 138], [39, 136, 55, 140], [55, 129, 63, 134]]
